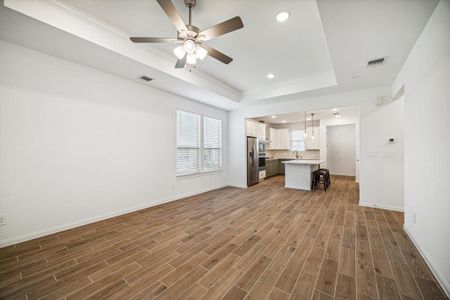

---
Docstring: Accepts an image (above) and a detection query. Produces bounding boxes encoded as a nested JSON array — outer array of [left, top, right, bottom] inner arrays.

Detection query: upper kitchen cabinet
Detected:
[[246, 120, 266, 140], [305, 126, 320, 150], [268, 128, 290, 150]]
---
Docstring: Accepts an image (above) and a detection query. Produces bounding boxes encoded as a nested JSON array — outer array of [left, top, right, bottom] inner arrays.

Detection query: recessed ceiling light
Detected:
[[276, 11, 290, 22], [307, 117, 311, 121], [271, 115, 276, 119], [282, 120, 287, 123], [266, 73, 275, 79], [332, 108, 338, 112]]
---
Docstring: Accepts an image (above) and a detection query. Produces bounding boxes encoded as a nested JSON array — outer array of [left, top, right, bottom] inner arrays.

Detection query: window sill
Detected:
[[176, 169, 223, 179]]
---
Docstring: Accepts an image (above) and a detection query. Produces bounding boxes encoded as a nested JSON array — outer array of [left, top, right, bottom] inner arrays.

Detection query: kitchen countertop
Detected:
[[266, 157, 318, 161], [282, 159, 326, 165]]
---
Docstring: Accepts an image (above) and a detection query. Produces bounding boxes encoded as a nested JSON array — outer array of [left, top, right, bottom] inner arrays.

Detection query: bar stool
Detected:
[[311, 169, 329, 191], [319, 168, 331, 185]]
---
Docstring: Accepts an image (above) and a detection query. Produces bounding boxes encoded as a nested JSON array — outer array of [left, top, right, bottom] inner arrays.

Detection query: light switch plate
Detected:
[[366, 152, 377, 158], [383, 152, 395, 158]]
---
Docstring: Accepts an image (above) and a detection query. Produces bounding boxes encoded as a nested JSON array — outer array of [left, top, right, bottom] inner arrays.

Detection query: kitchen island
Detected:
[[282, 159, 327, 191]]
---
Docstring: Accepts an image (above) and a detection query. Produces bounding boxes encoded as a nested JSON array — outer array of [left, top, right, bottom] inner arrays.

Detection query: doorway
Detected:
[[327, 124, 356, 176]]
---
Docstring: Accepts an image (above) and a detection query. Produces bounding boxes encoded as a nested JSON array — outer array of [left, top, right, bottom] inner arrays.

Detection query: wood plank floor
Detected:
[[0, 176, 447, 300]]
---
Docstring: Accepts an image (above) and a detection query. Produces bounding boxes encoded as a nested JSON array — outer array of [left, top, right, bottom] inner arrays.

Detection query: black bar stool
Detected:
[[311, 169, 331, 191], [319, 168, 331, 185]]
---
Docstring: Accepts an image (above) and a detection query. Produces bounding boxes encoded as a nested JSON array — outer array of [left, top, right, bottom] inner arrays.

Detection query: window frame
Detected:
[[176, 110, 223, 177], [290, 129, 306, 152]]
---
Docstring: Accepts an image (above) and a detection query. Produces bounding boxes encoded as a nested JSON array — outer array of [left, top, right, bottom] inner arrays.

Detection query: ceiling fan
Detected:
[[130, 0, 244, 69]]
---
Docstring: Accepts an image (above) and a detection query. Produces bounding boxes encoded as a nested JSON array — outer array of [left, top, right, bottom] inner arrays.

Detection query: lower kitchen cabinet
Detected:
[[265, 159, 277, 177], [278, 159, 292, 174], [265, 159, 293, 177]]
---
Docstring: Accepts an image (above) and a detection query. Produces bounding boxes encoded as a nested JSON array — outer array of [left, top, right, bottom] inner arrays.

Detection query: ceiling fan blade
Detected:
[[156, 0, 188, 33], [175, 55, 187, 69], [130, 37, 181, 43], [202, 45, 233, 64], [198, 16, 243, 41]]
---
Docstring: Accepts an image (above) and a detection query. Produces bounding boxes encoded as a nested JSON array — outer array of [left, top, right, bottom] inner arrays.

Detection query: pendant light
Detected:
[[311, 113, 315, 140], [304, 112, 308, 138]]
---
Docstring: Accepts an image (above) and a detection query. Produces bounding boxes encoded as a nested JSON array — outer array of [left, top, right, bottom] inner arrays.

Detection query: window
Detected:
[[291, 129, 305, 152], [176, 110, 222, 176], [203, 117, 222, 171], [176, 111, 201, 175]]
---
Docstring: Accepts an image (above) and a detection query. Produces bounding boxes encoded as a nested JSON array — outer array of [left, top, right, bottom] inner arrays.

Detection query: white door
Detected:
[[327, 124, 356, 176]]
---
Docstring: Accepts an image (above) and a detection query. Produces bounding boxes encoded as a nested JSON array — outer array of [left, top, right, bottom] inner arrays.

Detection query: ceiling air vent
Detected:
[[367, 57, 387, 67], [138, 75, 153, 82]]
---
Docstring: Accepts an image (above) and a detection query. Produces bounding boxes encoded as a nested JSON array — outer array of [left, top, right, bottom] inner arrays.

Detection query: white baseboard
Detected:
[[331, 173, 356, 177], [0, 185, 226, 247], [227, 183, 247, 189], [403, 225, 450, 298], [359, 201, 404, 212]]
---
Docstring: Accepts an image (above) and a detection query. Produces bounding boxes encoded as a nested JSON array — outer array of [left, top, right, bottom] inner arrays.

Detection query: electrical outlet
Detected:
[[0, 215, 6, 226]]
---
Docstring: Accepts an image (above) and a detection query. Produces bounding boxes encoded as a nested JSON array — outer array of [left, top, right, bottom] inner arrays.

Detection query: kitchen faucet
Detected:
[[294, 151, 302, 159]]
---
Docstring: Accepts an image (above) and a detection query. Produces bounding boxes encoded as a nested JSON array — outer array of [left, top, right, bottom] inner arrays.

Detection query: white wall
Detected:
[[0, 40, 228, 246], [327, 124, 356, 176], [392, 0, 450, 295], [359, 98, 404, 211]]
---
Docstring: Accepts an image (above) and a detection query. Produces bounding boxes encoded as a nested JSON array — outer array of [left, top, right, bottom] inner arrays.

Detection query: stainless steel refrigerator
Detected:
[[247, 136, 259, 186]]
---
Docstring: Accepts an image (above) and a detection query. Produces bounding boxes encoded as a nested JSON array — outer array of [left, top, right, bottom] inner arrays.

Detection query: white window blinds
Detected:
[[177, 110, 201, 175], [176, 110, 223, 176], [203, 117, 222, 171], [291, 129, 305, 152]]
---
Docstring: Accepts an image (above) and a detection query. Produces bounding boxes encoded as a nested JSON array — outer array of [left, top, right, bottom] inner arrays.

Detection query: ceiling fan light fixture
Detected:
[[195, 46, 208, 60], [183, 39, 196, 53], [186, 53, 197, 65], [173, 46, 186, 60], [276, 11, 290, 22]]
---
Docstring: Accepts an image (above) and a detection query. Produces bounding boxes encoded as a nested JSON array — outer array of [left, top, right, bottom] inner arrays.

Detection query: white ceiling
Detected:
[[0, 3, 239, 110], [255, 106, 359, 124], [1, 0, 439, 109], [316, 0, 440, 93], [61, 0, 335, 93]]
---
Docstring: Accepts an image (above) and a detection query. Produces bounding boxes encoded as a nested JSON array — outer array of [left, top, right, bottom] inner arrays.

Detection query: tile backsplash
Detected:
[[266, 149, 320, 159]]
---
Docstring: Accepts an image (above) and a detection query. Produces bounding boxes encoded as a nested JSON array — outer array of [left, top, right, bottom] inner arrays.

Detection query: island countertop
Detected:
[[282, 159, 326, 165]]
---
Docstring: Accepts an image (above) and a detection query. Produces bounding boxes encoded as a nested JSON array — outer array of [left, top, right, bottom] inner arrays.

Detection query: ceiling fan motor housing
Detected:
[[178, 25, 199, 39]]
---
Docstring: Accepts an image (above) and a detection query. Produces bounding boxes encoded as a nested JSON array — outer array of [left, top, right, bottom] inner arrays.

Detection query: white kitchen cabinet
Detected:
[[305, 126, 320, 150], [277, 128, 290, 149], [246, 120, 256, 137], [268, 128, 290, 150], [246, 120, 266, 140], [269, 128, 276, 145], [256, 123, 266, 140]]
